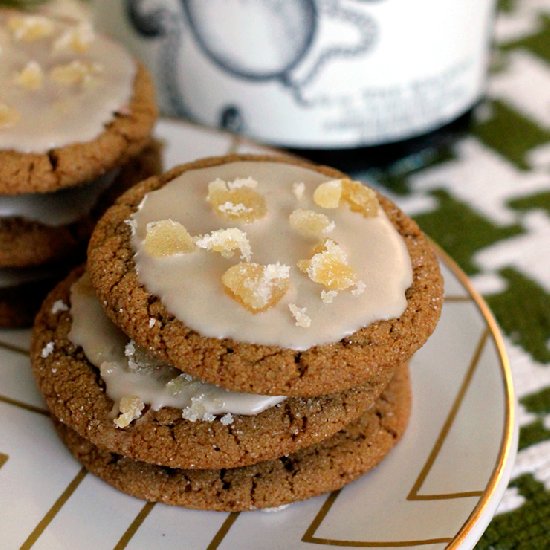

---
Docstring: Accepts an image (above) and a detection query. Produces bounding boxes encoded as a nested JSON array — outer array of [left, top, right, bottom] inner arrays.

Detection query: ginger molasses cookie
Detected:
[[0, 139, 162, 268], [0, 11, 157, 195], [88, 155, 443, 396], [31, 268, 397, 469], [54, 362, 411, 511]]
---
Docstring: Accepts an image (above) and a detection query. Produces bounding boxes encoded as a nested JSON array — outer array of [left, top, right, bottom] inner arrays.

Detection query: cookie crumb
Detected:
[[220, 413, 234, 426], [41, 341, 55, 358], [51, 300, 69, 314], [114, 396, 144, 428], [289, 304, 311, 328]]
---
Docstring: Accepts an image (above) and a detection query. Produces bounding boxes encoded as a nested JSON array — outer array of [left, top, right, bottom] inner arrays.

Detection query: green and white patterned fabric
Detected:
[[358, 1, 550, 546]]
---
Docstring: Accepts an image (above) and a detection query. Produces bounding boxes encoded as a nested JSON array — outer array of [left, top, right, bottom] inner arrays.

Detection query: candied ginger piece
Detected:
[[143, 219, 196, 257], [0, 103, 20, 128], [14, 61, 44, 91], [222, 262, 290, 313], [8, 15, 54, 41], [298, 239, 356, 290], [289, 208, 334, 239], [50, 60, 103, 87], [53, 22, 95, 53], [207, 178, 266, 223], [342, 179, 379, 217], [114, 395, 144, 428], [195, 228, 251, 261], [289, 303, 311, 328], [313, 180, 342, 209]]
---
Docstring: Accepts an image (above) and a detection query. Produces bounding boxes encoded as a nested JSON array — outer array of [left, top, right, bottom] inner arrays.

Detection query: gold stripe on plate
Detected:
[[444, 295, 473, 303], [113, 501, 156, 550], [407, 328, 489, 500], [0, 394, 49, 416], [207, 512, 241, 550], [301, 245, 515, 547], [20, 467, 87, 549], [0, 340, 29, 357]]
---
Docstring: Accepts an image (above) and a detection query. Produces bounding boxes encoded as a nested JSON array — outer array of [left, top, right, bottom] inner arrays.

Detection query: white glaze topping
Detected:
[[0, 12, 135, 152], [131, 161, 413, 350], [0, 168, 117, 226], [68, 274, 285, 421]]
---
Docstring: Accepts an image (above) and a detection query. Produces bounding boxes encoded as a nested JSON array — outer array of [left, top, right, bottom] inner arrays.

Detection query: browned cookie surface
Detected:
[[55, 362, 411, 511], [0, 140, 162, 268], [0, 64, 157, 195], [31, 268, 398, 469], [87, 155, 443, 396]]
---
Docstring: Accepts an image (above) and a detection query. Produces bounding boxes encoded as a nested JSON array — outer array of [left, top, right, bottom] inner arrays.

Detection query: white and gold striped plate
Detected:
[[0, 120, 517, 550]]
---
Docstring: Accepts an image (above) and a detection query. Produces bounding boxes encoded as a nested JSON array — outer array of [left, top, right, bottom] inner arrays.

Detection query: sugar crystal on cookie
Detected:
[[222, 262, 290, 313], [289, 303, 311, 328], [143, 220, 196, 257]]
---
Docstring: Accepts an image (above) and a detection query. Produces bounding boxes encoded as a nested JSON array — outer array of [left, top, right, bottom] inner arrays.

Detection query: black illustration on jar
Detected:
[[126, 0, 381, 130]]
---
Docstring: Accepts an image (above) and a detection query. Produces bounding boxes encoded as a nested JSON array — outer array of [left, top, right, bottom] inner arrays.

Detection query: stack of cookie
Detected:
[[0, 11, 158, 327], [31, 155, 443, 511]]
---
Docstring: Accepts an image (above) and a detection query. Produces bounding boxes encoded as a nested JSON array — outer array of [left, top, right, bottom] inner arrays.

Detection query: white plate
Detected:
[[0, 120, 516, 550]]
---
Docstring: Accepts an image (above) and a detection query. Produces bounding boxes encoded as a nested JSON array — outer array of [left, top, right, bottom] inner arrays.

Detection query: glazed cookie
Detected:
[[31, 268, 397, 469], [54, 362, 411, 511], [0, 139, 162, 268], [0, 12, 157, 195], [88, 155, 443, 396]]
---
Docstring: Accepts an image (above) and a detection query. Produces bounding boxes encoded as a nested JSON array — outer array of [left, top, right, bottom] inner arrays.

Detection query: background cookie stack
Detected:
[[31, 155, 443, 511], [0, 11, 158, 327]]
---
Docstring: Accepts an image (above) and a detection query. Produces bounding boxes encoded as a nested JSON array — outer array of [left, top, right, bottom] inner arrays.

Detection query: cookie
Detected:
[[0, 12, 158, 195], [0, 139, 162, 268], [87, 155, 443, 396], [54, 362, 411, 511], [31, 267, 398, 469]]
